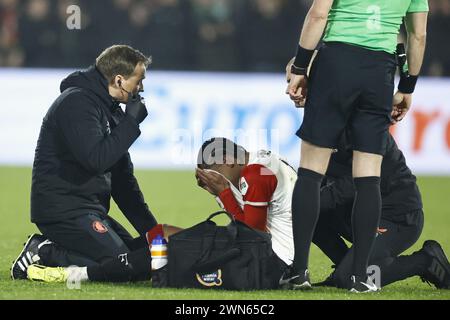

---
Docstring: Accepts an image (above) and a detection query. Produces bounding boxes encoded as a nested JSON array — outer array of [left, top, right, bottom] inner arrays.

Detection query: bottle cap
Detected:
[[151, 234, 167, 246]]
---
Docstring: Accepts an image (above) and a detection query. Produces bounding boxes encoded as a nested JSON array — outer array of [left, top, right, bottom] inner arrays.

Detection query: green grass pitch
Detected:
[[0, 166, 449, 300]]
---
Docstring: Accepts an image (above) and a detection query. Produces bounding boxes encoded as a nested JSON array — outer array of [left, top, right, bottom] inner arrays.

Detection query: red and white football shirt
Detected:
[[215, 150, 296, 265]]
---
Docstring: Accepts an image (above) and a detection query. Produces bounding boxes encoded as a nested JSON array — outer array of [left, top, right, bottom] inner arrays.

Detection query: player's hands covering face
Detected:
[[195, 169, 230, 196]]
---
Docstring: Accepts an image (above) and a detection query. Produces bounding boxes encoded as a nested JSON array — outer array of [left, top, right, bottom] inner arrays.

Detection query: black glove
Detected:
[[125, 93, 148, 124]]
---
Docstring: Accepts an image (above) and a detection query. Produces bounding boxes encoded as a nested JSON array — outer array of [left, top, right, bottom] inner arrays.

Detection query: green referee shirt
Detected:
[[323, 0, 429, 54]]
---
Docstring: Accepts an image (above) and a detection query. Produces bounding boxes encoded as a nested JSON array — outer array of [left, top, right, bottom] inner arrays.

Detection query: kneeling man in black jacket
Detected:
[[12, 45, 158, 280]]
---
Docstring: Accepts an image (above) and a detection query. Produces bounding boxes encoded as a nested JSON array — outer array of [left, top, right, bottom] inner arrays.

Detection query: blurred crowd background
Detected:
[[1, 0, 449, 75]]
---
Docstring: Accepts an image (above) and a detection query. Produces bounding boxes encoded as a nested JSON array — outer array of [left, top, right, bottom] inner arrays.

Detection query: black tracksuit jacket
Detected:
[[30, 66, 157, 235]]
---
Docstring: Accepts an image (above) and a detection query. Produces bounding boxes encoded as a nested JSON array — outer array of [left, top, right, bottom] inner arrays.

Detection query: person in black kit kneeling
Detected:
[[313, 131, 450, 289], [11, 45, 158, 280]]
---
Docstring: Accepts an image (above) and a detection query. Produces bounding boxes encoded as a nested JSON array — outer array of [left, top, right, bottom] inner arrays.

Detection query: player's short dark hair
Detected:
[[197, 137, 247, 169], [95, 45, 151, 84]]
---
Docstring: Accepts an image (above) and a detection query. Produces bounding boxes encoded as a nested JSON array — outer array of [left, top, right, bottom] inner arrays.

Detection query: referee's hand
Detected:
[[391, 90, 412, 124], [285, 58, 306, 108]]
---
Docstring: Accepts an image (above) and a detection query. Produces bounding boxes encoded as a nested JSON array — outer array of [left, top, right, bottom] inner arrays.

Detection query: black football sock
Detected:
[[292, 167, 324, 273], [87, 247, 152, 282], [351, 176, 382, 278]]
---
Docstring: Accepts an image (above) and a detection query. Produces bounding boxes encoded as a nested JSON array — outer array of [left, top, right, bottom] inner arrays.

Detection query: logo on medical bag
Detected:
[[92, 221, 108, 233], [196, 269, 223, 287]]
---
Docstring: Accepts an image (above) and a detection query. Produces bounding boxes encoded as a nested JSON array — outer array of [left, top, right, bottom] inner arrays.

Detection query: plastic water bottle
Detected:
[[151, 234, 168, 270]]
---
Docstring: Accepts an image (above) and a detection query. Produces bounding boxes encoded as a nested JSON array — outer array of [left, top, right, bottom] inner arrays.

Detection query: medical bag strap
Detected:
[[193, 211, 241, 273], [206, 211, 238, 241]]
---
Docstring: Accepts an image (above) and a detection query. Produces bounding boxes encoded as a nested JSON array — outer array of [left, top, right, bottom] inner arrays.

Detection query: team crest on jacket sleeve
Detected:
[[92, 221, 108, 233]]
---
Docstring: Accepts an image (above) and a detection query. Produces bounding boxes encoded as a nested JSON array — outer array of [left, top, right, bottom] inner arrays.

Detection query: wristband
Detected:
[[290, 64, 308, 76], [398, 74, 418, 94], [293, 44, 314, 69]]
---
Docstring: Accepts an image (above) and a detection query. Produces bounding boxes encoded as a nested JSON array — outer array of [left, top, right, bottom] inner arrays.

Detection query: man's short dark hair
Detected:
[[197, 137, 247, 169], [95, 45, 151, 83]]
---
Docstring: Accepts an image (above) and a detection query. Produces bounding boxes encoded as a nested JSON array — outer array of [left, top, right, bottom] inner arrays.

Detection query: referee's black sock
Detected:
[[292, 167, 324, 272], [351, 176, 382, 279]]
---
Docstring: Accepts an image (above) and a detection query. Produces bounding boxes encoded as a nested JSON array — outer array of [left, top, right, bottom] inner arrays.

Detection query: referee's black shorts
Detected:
[[297, 41, 397, 155]]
